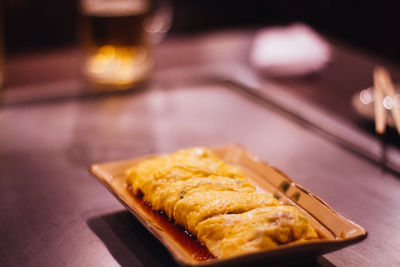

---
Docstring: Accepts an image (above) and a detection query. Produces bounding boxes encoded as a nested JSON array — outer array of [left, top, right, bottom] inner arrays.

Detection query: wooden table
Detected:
[[1, 29, 400, 266]]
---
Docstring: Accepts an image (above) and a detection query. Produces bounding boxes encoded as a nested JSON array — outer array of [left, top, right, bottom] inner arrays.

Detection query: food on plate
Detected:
[[197, 206, 318, 258], [174, 190, 280, 235], [126, 147, 318, 258]]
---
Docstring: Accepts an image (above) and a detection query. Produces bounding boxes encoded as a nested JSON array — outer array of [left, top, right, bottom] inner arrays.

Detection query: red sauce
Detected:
[[317, 231, 327, 240], [127, 187, 216, 261]]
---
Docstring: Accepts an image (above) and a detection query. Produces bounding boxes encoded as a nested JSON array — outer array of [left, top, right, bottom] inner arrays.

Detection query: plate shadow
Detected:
[[87, 210, 178, 267]]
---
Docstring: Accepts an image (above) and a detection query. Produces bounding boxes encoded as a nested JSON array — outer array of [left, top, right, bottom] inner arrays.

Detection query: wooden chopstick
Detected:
[[374, 66, 400, 135], [373, 67, 387, 134]]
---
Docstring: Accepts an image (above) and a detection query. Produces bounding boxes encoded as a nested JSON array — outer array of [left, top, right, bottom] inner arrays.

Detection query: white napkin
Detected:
[[249, 23, 331, 76]]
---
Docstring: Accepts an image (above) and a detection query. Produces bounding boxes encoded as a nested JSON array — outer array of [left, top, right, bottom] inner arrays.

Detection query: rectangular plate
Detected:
[[90, 145, 367, 266]]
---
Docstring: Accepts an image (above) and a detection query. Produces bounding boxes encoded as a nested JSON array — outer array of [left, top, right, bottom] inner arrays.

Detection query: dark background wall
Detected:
[[2, 0, 400, 62]]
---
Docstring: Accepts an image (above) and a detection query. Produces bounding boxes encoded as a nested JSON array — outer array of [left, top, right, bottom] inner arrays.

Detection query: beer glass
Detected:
[[80, 0, 170, 90]]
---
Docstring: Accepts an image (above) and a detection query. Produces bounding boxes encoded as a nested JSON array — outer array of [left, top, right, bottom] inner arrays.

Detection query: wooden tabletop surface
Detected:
[[1, 29, 400, 267]]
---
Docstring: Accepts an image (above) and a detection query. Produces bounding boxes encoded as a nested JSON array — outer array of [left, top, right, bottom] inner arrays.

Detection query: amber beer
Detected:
[[81, 0, 152, 90]]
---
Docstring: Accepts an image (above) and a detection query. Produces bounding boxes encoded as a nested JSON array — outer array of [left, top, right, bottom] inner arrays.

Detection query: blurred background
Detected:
[[3, 2, 400, 266], [3, 0, 400, 62]]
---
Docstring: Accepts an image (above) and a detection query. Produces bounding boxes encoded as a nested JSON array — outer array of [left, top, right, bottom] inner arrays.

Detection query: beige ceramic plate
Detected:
[[90, 145, 367, 266]]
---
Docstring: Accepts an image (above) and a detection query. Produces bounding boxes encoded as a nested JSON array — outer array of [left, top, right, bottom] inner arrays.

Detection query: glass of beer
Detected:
[[80, 0, 170, 90]]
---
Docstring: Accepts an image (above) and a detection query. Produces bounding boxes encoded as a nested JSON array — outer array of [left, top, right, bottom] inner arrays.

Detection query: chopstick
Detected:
[[373, 66, 400, 135], [373, 67, 387, 134]]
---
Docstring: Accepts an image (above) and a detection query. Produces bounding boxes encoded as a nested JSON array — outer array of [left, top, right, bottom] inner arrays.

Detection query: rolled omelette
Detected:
[[126, 147, 318, 258]]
